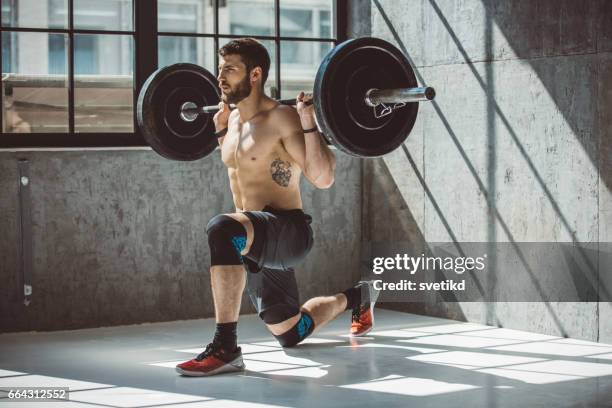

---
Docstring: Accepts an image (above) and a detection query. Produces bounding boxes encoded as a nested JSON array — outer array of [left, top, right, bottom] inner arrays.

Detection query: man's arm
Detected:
[[278, 104, 336, 189], [214, 102, 233, 147]]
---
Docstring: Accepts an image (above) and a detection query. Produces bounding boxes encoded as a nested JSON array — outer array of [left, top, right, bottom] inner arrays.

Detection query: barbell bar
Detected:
[[180, 98, 302, 122], [136, 36, 437, 160], [179, 86, 435, 122]]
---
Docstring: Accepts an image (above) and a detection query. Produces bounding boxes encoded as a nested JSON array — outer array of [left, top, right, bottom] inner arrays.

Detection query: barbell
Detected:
[[136, 37, 436, 160], [180, 86, 435, 118]]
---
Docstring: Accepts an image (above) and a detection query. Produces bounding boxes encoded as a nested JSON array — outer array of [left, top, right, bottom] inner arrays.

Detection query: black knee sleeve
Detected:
[[206, 215, 247, 266], [273, 311, 315, 348]]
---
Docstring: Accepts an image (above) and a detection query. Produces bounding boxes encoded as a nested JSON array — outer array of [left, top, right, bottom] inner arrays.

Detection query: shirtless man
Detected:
[[176, 38, 378, 377]]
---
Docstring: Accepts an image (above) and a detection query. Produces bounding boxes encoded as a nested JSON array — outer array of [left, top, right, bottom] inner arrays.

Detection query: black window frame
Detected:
[[0, 0, 346, 150]]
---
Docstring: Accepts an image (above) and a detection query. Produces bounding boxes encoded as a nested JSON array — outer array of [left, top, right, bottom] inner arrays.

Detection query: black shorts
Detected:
[[242, 206, 314, 323]]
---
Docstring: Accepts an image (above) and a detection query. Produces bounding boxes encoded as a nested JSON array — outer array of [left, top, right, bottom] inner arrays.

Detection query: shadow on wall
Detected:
[[363, 158, 468, 322], [366, 0, 611, 336], [479, 0, 612, 193], [418, 0, 605, 246]]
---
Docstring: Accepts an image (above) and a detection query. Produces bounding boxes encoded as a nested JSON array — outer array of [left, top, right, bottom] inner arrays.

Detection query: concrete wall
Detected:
[[363, 0, 612, 342], [0, 150, 361, 332]]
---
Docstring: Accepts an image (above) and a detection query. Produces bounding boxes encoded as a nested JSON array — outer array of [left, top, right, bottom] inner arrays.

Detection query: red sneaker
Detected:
[[351, 305, 374, 337], [350, 281, 379, 337], [176, 342, 245, 376]]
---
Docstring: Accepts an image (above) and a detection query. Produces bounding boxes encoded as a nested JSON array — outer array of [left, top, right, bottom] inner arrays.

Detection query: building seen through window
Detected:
[[2, 0, 134, 133]]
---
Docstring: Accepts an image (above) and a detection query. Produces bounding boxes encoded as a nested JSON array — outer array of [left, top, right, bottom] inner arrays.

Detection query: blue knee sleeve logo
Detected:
[[231, 236, 247, 260], [297, 313, 313, 339]]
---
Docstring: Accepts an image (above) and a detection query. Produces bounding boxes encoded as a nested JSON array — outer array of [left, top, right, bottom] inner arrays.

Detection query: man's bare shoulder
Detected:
[[269, 103, 301, 127]]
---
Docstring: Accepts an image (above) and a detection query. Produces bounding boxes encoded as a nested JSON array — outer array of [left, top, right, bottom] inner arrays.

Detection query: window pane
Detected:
[[319, 9, 332, 37], [74, 34, 134, 133], [74, 0, 133, 31], [158, 0, 213, 34], [1, 0, 68, 29], [280, 41, 332, 99], [158, 36, 215, 73], [280, 0, 333, 38], [219, 0, 275, 36], [219, 38, 277, 99], [2, 32, 68, 133]]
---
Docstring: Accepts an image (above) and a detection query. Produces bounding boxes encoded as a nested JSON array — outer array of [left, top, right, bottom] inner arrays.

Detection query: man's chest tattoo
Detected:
[[270, 157, 292, 187]]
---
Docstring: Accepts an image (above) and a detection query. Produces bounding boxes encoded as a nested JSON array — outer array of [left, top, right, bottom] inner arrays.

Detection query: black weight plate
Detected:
[[137, 63, 219, 161], [314, 37, 418, 157]]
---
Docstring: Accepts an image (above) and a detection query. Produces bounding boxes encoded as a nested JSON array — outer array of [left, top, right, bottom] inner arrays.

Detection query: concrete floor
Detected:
[[1, 309, 612, 408]]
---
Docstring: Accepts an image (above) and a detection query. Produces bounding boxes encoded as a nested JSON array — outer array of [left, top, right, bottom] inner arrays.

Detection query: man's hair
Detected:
[[218, 38, 270, 88]]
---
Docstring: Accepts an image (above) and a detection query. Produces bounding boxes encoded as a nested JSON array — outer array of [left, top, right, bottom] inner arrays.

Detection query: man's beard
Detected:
[[223, 75, 252, 104]]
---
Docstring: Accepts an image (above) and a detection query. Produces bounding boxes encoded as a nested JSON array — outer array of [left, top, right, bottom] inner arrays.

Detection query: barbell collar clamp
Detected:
[[180, 102, 199, 122], [364, 86, 436, 107]]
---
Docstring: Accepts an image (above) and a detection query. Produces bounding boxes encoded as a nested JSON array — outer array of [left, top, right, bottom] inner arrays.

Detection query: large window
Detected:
[[1, 0, 134, 136], [158, 0, 337, 100], [0, 0, 341, 147]]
